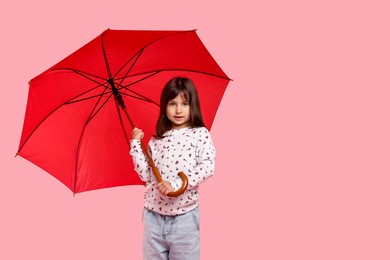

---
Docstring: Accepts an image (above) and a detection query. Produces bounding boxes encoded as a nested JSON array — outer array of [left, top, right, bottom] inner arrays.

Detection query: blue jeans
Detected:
[[142, 207, 200, 260]]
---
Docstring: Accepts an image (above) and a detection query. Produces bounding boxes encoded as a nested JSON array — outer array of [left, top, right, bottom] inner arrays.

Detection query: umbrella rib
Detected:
[[86, 93, 113, 125], [110, 29, 232, 82], [113, 96, 131, 151], [73, 86, 114, 193], [51, 68, 107, 82], [120, 92, 159, 106], [49, 69, 114, 105], [115, 49, 144, 88], [101, 29, 114, 80], [65, 93, 109, 105], [65, 82, 111, 105], [64, 77, 112, 104], [17, 82, 111, 154], [115, 70, 161, 107], [65, 87, 156, 106], [111, 29, 200, 81], [118, 70, 160, 88]]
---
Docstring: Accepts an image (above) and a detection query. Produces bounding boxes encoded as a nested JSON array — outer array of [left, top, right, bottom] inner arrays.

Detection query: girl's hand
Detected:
[[157, 181, 174, 195], [132, 127, 144, 140]]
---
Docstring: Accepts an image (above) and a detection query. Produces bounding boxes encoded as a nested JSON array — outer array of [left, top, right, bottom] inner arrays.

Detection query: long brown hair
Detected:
[[156, 77, 205, 138]]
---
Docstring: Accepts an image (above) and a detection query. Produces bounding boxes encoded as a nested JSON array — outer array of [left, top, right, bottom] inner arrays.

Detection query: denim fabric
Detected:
[[142, 207, 200, 260]]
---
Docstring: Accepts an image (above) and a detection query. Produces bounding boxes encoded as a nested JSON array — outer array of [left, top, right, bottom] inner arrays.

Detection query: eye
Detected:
[[183, 102, 190, 106]]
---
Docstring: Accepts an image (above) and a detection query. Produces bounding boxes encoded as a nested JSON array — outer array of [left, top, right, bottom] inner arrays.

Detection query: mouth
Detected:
[[173, 116, 184, 120]]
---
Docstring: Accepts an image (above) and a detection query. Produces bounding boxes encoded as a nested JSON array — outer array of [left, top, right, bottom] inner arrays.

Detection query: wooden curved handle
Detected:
[[167, 172, 188, 197], [122, 106, 188, 197]]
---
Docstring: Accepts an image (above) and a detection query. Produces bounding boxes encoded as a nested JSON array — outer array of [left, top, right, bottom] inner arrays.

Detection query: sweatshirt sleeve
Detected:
[[170, 128, 216, 190], [129, 139, 151, 182]]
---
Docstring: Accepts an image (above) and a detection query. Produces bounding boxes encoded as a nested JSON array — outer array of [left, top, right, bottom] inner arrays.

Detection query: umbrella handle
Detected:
[[167, 172, 188, 197], [140, 142, 188, 197], [121, 106, 188, 197]]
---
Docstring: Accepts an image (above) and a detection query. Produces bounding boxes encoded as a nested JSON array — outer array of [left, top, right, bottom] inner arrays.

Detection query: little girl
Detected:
[[130, 77, 216, 260]]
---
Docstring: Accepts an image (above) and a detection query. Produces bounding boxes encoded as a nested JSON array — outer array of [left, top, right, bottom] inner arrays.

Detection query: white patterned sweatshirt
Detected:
[[130, 127, 215, 216]]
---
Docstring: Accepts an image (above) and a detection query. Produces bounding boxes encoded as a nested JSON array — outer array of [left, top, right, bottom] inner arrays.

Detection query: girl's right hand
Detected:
[[132, 127, 144, 140]]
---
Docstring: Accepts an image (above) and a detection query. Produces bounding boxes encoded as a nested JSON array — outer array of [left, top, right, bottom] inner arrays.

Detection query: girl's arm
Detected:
[[170, 128, 216, 191], [129, 128, 151, 182]]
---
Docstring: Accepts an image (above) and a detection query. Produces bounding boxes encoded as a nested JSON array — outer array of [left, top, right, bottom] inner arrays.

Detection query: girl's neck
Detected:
[[170, 122, 191, 130], [170, 125, 190, 131]]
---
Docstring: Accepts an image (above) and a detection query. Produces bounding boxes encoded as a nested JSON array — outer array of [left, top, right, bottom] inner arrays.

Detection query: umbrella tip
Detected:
[[73, 192, 76, 197]]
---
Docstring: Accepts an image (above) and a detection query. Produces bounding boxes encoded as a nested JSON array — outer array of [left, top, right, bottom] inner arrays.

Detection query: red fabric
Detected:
[[18, 29, 230, 194]]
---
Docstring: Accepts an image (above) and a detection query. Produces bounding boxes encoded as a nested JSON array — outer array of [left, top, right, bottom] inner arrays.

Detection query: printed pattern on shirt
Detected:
[[130, 127, 215, 216]]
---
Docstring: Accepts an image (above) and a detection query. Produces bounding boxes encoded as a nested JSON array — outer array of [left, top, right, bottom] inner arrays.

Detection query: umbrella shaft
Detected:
[[109, 78, 125, 109], [122, 107, 162, 182]]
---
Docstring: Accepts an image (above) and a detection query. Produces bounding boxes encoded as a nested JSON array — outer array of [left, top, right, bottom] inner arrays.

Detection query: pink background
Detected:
[[2, 0, 390, 259]]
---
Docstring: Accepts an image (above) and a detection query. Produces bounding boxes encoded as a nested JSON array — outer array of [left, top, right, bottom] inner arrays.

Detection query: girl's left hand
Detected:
[[131, 127, 144, 140], [157, 181, 174, 195]]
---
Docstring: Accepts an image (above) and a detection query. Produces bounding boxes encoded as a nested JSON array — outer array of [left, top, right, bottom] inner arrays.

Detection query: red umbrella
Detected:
[[17, 29, 230, 195]]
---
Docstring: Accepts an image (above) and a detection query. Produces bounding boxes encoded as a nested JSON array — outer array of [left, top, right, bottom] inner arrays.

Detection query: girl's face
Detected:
[[166, 93, 191, 130]]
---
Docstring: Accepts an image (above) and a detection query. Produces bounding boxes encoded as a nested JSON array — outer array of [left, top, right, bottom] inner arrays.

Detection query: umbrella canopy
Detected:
[[17, 29, 230, 194]]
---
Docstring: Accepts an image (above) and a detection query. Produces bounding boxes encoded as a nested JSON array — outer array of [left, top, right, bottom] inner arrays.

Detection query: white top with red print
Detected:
[[130, 127, 215, 216]]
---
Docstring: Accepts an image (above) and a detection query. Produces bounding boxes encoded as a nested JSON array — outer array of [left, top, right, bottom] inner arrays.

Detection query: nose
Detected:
[[176, 105, 182, 114]]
